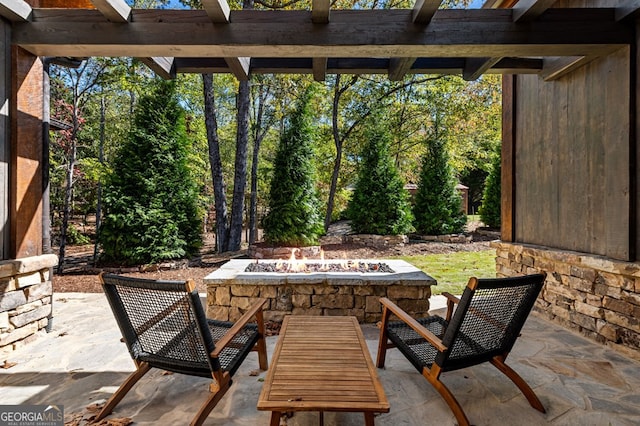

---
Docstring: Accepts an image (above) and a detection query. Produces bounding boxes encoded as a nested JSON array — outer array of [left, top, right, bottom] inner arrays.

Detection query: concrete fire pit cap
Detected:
[[203, 258, 437, 286]]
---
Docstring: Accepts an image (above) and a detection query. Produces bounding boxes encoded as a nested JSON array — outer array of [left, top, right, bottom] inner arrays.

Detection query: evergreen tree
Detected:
[[347, 113, 413, 235], [99, 79, 202, 264], [413, 139, 466, 235], [262, 86, 324, 246], [479, 149, 501, 228]]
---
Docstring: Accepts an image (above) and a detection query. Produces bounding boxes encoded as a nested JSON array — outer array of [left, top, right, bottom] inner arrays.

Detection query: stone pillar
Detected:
[[10, 47, 43, 258]]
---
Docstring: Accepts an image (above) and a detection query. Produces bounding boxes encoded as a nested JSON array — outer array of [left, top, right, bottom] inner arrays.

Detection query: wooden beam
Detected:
[[616, 0, 640, 21], [412, 0, 443, 24], [312, 0, 329, 24], [512, 0, 556, 22], [90, 0, 130, 23], [202, 0, 231, 23], [139, 57, 175, 79], [501, 74, 516, 243], [389, 57, 415, 81], [540, 55, 597, 81], [312, 57, 327, 81], [0, 0, 31, 22], [14, 9, 631, 58], [463, 57, 502, 81], [225, 56, 250, 80]]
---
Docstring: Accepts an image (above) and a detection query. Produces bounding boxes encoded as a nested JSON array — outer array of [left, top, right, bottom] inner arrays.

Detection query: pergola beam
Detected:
[[312, 0, 330, 24], [512, 0, 557, 22], [463, 57, 502, 81], [412, 0, 443, 24], [139, 57, 175, 79], [90, 0, 130, 23], [202, 0, 231, 23], [615, 1, 640, 21], [311, 0, 330, 81], [540, 56, 597, 81], [13, 9, 631, 59], [389, 0, 443, 80], [0, 0, 31, 22]]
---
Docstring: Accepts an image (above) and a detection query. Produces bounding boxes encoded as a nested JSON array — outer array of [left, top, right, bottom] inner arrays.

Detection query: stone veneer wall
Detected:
[[0, 254, 58, 362], [492, 241, 640, 354], [207, 282, 431, 323]]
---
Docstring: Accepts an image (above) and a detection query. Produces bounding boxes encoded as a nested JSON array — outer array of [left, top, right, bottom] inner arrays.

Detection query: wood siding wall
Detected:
[[0, 21, 10, 260], [513, 47, 632, 260]]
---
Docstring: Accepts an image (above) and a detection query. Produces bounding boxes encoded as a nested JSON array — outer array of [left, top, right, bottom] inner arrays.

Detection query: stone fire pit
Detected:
[[203, 259, 436, 323]]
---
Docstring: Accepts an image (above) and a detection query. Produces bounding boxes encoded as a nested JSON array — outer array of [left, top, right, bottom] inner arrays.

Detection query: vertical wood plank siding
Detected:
[[514, 48, 631, 260], [501, 74, 515, 242], [0, 21, 9, 260]]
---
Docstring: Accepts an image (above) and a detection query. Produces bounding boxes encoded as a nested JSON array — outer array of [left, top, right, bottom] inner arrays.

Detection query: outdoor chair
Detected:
[[96, 273, 269, 426], [376, 273, 546, 426]]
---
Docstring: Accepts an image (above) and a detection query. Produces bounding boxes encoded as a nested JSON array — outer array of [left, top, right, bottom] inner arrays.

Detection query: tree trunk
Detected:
[[202, 73, 230, 253], [325, 77, 344, 231], [249, 81, 270, 244], [93, 95, 105, 266], [228, 80, 250, 251], [57, 104, 79, 274]]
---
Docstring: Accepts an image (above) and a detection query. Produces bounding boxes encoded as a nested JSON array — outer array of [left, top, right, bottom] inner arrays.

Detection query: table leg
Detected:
[[269, 411, 281, 426], [364, 412, 375, 426], [319, 411, 324, 426]]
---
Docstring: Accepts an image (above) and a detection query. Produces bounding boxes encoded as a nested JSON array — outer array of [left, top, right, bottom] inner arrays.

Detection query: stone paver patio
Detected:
[[1, 293, 640, 425]]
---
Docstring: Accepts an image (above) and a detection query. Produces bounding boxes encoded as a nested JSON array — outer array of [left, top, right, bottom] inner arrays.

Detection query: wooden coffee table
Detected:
[[257, 316, 389, 425]]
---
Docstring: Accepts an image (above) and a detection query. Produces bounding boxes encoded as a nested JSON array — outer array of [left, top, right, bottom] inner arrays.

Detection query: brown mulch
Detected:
[[53, 222, 494, 294], [53, 240, 492, 294]]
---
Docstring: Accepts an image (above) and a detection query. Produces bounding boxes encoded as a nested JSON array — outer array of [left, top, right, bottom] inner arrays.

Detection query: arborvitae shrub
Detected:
[[479, 149, 501, 228], [413, 139, 466, 235], [347, 114, 413, 235], [99, 79, 202, 264], [262, 87, 324, 246]]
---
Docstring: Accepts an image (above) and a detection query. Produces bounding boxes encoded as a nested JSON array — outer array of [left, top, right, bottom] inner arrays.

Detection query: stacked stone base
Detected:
[[492, 241, 640, 355], [207, 282, 431, 324], [0, 254, 58, 362], [343, 234, 408, 247]]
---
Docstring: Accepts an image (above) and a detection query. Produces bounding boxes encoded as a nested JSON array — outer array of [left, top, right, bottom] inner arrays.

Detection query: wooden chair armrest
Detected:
[[441, 292, 460, 322], [211, 298, 267, 358], [441, 292, 460, 304], [380, 297, 447, 353]]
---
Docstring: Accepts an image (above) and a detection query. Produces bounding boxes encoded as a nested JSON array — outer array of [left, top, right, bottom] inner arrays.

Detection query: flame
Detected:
[[320, 249, 327, 271]]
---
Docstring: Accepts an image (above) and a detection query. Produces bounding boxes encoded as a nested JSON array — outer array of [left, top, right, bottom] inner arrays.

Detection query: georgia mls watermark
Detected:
[[0, 405, 63, 426]]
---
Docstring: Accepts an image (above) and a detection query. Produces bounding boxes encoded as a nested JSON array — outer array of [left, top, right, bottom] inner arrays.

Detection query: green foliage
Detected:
[[479, 149, 501, 228], [66, 224, 90, 245], [99, 79, 202, 265], [347, 113, 413, 235], [393, 250, 496, 295], [262, 86, 324, 246], [413, 139, 466, 235]]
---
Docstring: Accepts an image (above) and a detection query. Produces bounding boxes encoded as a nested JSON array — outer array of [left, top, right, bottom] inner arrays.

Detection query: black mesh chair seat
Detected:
[[95, 273, 269, 426], [377, 274, 547, 426]]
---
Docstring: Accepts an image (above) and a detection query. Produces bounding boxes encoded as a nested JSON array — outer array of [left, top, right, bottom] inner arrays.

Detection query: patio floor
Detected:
[[1, 293, 640, 426]]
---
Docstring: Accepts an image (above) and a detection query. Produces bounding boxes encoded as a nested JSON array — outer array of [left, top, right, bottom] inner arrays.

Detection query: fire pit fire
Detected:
[[244, 249, 395, 273]]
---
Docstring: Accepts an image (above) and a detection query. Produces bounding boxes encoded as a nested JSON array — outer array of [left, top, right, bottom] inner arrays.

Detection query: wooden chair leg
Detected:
[[376, 306, 391, 368], [190, 380, 231, 426], [95, 362, 151, 421], [255, 310, 269, 371], [423, 368, 470, 426], [491, 357, 546, 413]]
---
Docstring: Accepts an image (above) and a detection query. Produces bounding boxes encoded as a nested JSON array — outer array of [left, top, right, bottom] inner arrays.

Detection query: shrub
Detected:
[[99, 79, 202, 265], [347, 113, 413, 235], [479, 149, 501, 228], [413, 139, 466, 235], [262, 86, 324, 246]]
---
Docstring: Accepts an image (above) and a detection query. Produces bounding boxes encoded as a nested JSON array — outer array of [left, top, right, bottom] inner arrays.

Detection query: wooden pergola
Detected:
[[2, 0, 640, 356], [2, 0, 637, 82]]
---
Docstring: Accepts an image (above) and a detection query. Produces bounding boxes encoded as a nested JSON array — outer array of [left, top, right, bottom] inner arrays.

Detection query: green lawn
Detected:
[[392, 250, 496, 295]]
